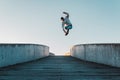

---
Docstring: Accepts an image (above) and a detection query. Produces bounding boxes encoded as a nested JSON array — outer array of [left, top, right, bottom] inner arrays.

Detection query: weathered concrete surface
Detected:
[[0, 43, 49, 68], [0, 56, 120, 80], [70, 43, 120, 67], [49, 52, 55, 56]]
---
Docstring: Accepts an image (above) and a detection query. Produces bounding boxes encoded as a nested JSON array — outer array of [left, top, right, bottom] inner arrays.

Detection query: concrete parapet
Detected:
[[70, 43, 120, 67], [0, 43, 49, 68]]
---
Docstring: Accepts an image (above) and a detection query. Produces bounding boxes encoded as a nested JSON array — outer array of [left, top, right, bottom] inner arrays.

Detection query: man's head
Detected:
[[61, 17, 64, 22]]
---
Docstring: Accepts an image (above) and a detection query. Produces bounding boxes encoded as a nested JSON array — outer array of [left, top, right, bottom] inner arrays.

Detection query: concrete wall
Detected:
[[0, 44, 49, 68], [70, 44, 120, 67]]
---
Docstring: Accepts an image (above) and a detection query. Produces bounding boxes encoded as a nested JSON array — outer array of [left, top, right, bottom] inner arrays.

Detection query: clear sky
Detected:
[[0, 0, 120, 55]]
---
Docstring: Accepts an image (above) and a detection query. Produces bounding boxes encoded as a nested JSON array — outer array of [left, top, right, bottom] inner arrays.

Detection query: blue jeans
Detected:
[[65, 25, 72, 30]]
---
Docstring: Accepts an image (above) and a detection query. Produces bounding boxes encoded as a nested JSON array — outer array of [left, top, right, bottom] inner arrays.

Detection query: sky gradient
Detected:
[[0, 0, 120, 55]]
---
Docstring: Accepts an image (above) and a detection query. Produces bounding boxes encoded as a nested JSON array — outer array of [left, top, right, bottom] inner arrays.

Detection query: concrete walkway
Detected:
[[0, 56, 120, 80]]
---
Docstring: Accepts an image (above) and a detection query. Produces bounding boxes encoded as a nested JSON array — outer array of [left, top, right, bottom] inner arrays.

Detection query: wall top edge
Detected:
[[0, 43, 49, 47], [73, 43, 120, 47]]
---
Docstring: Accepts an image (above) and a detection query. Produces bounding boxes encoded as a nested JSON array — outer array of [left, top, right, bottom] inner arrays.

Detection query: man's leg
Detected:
[[65, 25, 72, 36], [65, 29, 69, 36], [63, 28, 67, 34]]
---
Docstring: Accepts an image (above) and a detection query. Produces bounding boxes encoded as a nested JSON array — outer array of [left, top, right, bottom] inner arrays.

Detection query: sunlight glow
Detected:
[[64, 52, 71, 56]]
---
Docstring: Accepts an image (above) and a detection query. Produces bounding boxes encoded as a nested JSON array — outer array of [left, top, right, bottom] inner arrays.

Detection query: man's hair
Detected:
[[61, 17, 64, 21]]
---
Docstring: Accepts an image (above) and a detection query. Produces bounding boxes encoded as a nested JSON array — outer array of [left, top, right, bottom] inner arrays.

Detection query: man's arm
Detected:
[[63, 12, 69, 18]]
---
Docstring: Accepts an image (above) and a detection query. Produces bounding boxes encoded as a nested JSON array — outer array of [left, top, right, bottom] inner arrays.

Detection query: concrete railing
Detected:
[[0, 43, 49, 68], [70, 44, 120, 67]]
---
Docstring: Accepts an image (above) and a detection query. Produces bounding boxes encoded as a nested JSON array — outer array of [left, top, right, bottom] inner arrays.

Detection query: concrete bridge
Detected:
[[0, 43, 120, 80]]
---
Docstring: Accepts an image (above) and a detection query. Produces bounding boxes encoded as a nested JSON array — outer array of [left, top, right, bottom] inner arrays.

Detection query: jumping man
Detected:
[[61, 12, 72, 36]]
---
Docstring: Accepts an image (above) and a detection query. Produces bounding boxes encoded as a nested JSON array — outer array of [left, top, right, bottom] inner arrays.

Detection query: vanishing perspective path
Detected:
[[0, 56, 120, 80]]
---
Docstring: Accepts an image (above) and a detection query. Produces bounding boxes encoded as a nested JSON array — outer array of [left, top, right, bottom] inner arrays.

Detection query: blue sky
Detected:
[[0, 0, 120, 55]]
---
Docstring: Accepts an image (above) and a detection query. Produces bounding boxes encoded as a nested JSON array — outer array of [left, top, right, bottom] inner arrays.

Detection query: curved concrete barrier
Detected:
[[70, 43, 120, 67], [0, 43, 49, 68]]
